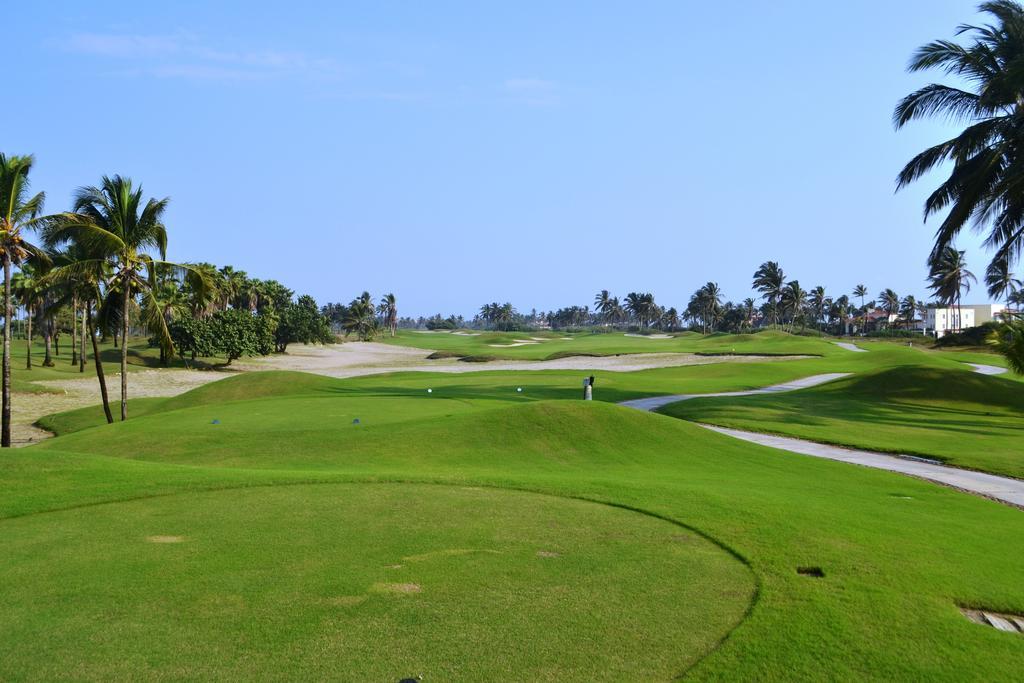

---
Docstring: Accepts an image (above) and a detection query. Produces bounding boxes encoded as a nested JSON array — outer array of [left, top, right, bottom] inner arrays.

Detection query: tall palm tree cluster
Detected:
[[477, 302, 518, 330], [0, 155, 335, 446], [318, 292, 400, 341]]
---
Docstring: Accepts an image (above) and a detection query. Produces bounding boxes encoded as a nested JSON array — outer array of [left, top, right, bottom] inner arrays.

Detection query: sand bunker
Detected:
[[239, 343, 810, 378], [624, 333, 673, 339]]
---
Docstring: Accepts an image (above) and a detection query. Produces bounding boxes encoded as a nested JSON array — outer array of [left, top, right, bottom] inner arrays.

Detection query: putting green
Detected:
[[0, 483, 754, 682]]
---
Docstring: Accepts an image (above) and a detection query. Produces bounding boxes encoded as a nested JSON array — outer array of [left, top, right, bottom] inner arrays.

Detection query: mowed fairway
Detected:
[[0, 484, 751, 681], [4, 343, 1024, 679]]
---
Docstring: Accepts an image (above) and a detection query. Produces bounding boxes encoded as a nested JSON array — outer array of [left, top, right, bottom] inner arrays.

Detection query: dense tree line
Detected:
[[0, 156, 335, 445]]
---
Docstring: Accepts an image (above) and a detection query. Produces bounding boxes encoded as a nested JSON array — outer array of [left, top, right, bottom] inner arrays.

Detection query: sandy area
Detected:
[[12, 368, 237, 447], [237, 342, 810, 377], [13, 342, 809, 446]]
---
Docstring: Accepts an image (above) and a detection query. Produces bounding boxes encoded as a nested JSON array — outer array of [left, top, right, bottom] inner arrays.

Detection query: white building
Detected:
[[925, 304, 1006, 337]]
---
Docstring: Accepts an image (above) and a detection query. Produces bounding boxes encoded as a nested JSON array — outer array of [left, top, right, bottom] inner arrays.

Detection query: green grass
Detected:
[[0, 483, 751, 681], [382, 328, 843, 360], [5, 366, 1024, 679], [662, 364, 1024, 479]]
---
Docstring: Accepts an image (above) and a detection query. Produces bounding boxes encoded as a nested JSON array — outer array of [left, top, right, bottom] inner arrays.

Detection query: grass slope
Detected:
[[5, 370, 1024, 679], [663, 365, 1024, 479]]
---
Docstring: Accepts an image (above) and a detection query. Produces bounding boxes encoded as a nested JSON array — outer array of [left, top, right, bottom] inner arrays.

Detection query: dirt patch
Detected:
[[146, 535, 185, 544], [536, 550, 561, 558], [402, 548, 501, 562], [370, 582, 421, 594], [324, 595, 367, 607]]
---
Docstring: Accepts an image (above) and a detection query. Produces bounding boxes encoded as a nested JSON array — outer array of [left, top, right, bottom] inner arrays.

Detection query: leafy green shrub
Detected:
[[934, 322, 1002, 347], [865, 329, 926, 339]]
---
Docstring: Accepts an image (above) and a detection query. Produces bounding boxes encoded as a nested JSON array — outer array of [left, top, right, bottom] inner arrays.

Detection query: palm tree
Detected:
[[742, 297, 756, 331], [928, 246, 976, 332], [593, 290, 612, 324], [46, 243, 114, 421], [900, 295, 920, 330], [344, 293, 379, 340], [852, 284, 868, 332], [780, 280, 807, 331], [832, 294, 851, 335], [379, 293, 398, 336], [662, 307, 680, 332], [11, 264, 42, 371], [808, 286, 828, 330], [625, 292, 650, 329], [0, 154, 53, 447], [878, 289, 900, 330], [44, 175, 201, 421], [988, 319, 1024, 374], [753, 261, 785, 327], [985, 254, 1022, 316], [895, 1, 1024, 277]]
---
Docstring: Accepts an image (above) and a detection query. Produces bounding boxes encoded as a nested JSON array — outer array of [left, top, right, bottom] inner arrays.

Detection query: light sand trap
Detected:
[[536, 550, 561, 558], [146, 535, 185, 544], [488, 341, 538, 347], [451, 331, 480, 336], [240, 342, 813, 378], [966, 362, 1008, 376], [624, 333, 673, 339]]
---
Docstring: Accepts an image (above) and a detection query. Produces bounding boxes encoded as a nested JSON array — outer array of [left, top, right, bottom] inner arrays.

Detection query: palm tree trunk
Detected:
[[71, 296, 78, 366], [87, 301, 113, 424], [2, 254, 12, 448], [26, 305, 32, 369], [43, 317, 54, 367], [120, 283, 130, 421], [79, 305, 86, 373]]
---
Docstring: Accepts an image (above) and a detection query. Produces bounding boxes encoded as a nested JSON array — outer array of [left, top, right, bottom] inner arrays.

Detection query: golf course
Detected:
[[8, 0, 1024, 679], [1, 330, 1022, 680]]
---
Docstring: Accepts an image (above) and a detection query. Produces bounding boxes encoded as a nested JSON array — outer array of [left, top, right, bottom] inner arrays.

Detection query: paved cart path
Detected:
[[619, 372, 1024, 509]]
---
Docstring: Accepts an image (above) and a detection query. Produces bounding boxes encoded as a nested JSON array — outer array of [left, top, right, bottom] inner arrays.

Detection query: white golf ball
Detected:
[[517, 387, 522, 392], [427, 388, 432, 393]]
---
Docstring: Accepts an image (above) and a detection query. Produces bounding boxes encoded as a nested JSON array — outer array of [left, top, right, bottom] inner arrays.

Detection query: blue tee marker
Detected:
[[352, 418, 361, 425], [211, 419, 220, 425]]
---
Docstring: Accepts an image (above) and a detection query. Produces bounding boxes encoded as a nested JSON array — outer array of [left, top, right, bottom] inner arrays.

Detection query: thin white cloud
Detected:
[[65, 31, 347, 82]]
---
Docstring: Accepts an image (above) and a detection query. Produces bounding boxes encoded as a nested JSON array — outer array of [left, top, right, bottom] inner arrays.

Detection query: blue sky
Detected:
[[5, 1, 994, 316]]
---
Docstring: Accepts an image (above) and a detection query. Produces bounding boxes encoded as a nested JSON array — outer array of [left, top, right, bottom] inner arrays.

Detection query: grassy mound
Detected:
[[663, 365, 1024, 478]]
